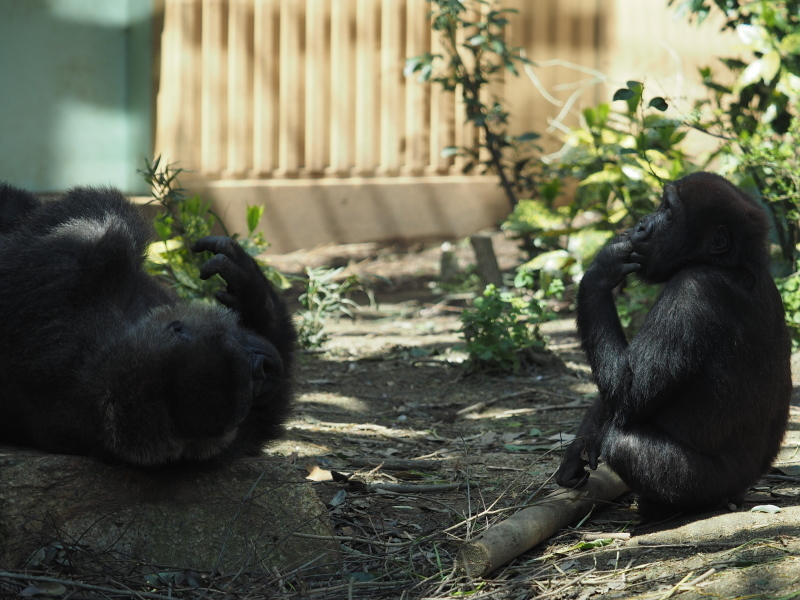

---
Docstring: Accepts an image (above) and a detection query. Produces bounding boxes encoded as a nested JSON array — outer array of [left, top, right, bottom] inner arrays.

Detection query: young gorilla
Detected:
[[555, 172, 792, 519], [0, 183, 295, 466]]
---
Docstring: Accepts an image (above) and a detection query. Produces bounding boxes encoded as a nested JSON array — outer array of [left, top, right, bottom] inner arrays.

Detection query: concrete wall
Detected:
[[0, 0, 153, 194], [197, 175, 509, 254]]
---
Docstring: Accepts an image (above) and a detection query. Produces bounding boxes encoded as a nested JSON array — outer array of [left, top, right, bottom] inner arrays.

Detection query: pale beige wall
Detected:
[[154, 0, 737, 253]]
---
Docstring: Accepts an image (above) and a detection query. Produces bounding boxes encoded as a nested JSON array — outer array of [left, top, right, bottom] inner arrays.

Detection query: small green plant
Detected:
[[460, 284, 549, 374], [296, 266, 363, 349], [405, 0, 541, 208], [139, 157, 288, 302]]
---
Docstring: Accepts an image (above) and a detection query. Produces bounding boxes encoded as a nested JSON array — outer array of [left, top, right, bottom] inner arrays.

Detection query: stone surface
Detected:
[[0, 446, 338, 572]]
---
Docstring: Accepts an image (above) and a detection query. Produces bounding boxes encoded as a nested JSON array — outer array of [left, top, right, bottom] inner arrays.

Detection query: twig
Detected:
[[365, 482, 476, 494], [457, 387, 587, 417], [659, 570, 694, 600], [765, 474, 800, 483], [686, 568, 716, 587], [532, 568, 596, 599], [292, 532, 414, 548], [0, 572, 173, 600], [346, 457, 446, 471], [584, 532, 631, 542]]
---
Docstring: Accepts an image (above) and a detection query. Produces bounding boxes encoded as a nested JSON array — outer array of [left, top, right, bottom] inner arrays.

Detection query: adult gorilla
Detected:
[[0, 183, 295, 466], [555, 172, 792, 519]]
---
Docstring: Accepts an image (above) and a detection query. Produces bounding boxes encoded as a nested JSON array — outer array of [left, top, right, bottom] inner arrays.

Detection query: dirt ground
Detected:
[[262, 232, 800, 599]]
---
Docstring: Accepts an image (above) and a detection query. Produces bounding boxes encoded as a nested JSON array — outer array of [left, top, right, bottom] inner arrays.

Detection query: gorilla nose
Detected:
[[251, 351, 283, 396], [252, 353, 268, 379], [630, 218, 654, 243]]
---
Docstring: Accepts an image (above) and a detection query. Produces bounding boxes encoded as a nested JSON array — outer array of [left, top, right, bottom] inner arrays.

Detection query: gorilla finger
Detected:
[[199, 253, 246, 286], [216, 291, 244, 313], [621, 263, 641, 275], [587, 446, 600, 470], [193, 236, 248, 265], [192, 236, 233, 255], [630, 251, 646, 263]]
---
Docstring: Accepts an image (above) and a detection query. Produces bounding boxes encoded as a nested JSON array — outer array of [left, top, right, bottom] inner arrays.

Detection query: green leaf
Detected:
[[521, 249, 574, 273], [626, 80, 643, 91], [739, 58, 766, 87], [649, 97, 668, 111], [780, 33, 800, 54], [613, 88, 635, 101], [441, 146, 460, 158], [761, 50, 781, 82], [516, 131, 541, 142], [246, 205, 264, 235]]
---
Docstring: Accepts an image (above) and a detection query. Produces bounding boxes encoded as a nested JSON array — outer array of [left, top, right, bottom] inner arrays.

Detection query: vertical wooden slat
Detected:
[[476, 1, 493, 167], [226, 0, 253, 176], [427, 25, 454, 174], [354, 0, 378, 175], [304, 0, 329, 175], [404, 0, 428, 175], [328, 1, 354, 176], [451, 5, 476, 175], [200, 0, 227, 176], [252, 0, 278, 176], [379, 0, 403, 175], [278, 0, 302, 176], [156, 0, 202, 169]]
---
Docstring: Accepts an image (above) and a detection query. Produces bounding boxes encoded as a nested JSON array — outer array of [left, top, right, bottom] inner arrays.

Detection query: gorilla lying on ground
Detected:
[[555, 172, 792, 519], [0, 183, 295, 466]]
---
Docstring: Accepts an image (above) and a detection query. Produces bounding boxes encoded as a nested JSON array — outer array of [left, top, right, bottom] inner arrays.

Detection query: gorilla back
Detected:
[[0, 183, 295, 466]]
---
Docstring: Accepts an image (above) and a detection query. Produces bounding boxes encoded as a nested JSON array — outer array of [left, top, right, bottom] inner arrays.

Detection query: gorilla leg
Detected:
[[604, 424, 747, 519]]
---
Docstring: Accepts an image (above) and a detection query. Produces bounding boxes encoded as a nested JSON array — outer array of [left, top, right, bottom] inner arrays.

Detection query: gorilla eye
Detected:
[[168, 320, 185, 336]]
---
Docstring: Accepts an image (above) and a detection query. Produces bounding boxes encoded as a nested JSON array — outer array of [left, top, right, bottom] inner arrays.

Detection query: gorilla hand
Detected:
[[192, 236, 273, 331], [554, 432, 601, 488], [582, 235, 641, 290]]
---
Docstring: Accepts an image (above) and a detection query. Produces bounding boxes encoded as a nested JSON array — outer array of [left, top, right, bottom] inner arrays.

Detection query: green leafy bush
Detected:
[[139, 157, 288, 303], [461, 284, 549, 374], [296, 266, 363, 349]]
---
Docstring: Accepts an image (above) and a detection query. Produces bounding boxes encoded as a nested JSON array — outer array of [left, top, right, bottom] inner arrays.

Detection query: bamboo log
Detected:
[[458, 464, 628, 577]]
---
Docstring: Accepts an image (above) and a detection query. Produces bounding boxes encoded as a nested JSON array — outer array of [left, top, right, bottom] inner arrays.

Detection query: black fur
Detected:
[[555, 173, 792, 519], [0, 183, 295, 466]]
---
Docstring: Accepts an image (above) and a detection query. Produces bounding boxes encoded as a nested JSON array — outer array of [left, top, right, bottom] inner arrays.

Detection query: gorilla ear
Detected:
[[708, 225, 730, 255]]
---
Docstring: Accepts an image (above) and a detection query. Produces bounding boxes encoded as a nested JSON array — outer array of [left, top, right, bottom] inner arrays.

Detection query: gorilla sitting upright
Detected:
[[0, 183, 295, 466]]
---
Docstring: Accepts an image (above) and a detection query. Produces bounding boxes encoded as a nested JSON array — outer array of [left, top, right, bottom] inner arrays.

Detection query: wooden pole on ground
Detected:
[[458, 464, 629, 577]]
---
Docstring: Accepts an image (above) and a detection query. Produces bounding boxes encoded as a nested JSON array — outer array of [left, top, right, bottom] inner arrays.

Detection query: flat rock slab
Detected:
[[0, 446, 338, 573]]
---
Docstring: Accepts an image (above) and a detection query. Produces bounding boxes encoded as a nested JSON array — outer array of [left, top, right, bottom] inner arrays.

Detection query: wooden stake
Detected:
[[470, 234, 503, 287]]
